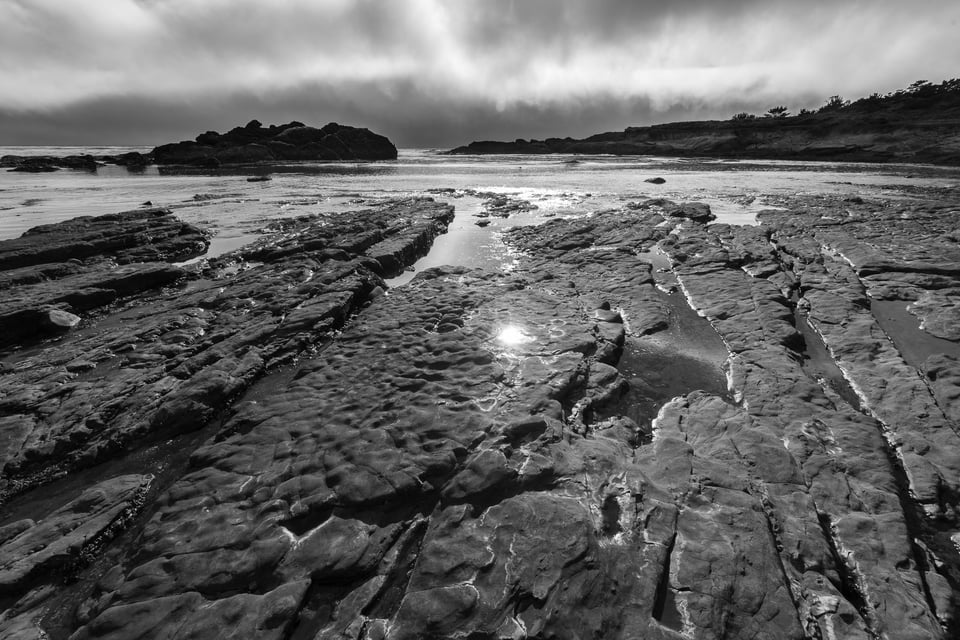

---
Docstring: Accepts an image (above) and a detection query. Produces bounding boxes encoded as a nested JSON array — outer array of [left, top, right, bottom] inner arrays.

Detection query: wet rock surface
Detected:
[[426, 188, 540, 221], [0, 208, 208, 346], [0, 207, 209, 271], [1, 190, 958, 639]]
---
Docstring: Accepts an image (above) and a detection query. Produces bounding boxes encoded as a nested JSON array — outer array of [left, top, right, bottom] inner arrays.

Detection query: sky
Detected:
[[1, 0, 958, 148]]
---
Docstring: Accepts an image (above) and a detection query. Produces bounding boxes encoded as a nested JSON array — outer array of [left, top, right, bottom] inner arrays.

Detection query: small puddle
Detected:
[[637, 245, 678, 291], [647, 288, 731, 366], [605, 290, 729, 433], [657, 588, 685, 632], [386, 196, 552, 288], [871, 299, 960, 369], [386, 197, 513, 287], [795, 308, 862, 410], [175, 231, 263, 266], [611, 339, 728, 432], [652, 534, 684, 632]]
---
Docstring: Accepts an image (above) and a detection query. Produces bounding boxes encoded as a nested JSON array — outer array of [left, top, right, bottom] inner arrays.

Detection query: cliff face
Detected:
[[449, 83, 960, 165]]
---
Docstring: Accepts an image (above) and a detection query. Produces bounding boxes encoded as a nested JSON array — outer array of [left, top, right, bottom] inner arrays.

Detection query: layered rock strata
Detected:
[[0, 197, 453, 499], [658, 211, 960, 639], [0, 208, 208, 346], [1, 192, 958, 639]]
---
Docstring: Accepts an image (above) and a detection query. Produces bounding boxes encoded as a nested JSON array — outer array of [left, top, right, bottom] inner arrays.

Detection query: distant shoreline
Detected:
[[448, 79, 960, 166]]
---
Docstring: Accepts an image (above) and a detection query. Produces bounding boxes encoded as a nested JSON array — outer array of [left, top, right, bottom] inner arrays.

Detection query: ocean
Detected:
[[2, 147, 958, 278]]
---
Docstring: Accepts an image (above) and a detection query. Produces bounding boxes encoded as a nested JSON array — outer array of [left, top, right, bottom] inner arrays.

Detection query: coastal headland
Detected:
[[449, 79, 960, 165], [1, 178, 959, 638]]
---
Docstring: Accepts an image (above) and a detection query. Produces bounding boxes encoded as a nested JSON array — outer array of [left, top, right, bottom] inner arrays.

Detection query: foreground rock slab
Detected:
[[1, 190, 958, 639]]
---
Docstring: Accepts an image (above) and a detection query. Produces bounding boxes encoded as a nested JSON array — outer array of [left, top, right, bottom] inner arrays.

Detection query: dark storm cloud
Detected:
[[0, 82, 656, 147], [1, 0, 958, 146]]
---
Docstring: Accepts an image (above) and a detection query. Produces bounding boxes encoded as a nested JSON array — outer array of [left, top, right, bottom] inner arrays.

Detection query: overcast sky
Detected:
[[2, 0, 958, 147]]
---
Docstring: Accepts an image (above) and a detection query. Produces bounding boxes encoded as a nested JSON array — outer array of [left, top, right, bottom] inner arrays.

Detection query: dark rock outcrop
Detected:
[[6, 159, 58, 173], [0, 207, 209, 271], [110, 152, 148, 170], [0, 208, 209, 346], [151, 120, 398, 166], [2, 155, 100, 173], [1, 122, 397, 173]]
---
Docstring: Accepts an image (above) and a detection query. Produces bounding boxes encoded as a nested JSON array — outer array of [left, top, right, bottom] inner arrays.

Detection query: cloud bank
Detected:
[[2, 0, 958, 146]]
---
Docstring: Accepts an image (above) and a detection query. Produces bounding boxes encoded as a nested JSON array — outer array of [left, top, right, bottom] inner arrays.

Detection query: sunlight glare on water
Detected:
[[496, 324, 536, 347], [2, 148, 958, 259]]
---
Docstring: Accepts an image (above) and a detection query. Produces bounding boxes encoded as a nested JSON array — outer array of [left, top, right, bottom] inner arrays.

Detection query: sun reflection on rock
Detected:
[[496, 324, 535, 347]]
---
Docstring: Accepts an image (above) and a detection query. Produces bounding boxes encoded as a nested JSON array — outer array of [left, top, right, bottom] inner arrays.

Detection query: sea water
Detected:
[[2, 147, 958, 271]]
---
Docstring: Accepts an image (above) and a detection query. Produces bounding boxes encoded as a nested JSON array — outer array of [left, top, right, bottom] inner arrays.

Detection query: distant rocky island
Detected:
[[449, 79, 960, 165], [1, 120, 397, 172]]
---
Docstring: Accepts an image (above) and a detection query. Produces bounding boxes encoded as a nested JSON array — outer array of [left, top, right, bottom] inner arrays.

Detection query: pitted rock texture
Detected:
[[1, 192, 959, 640], [0, 198, 452, 503]]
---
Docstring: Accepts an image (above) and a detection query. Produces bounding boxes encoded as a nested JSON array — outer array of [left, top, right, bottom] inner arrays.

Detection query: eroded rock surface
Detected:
[[0, 475, 151, 595], [0, 198, 453, 502], [1, 191, 958, 639]]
